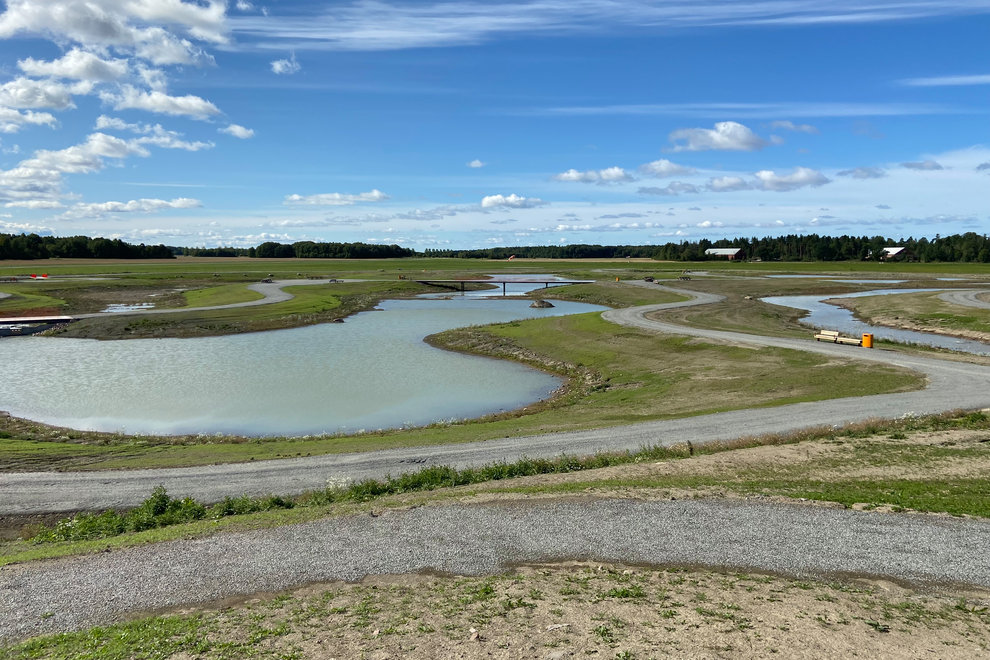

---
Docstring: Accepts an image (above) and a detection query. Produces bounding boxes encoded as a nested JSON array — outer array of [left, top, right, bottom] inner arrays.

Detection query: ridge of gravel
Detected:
[[3, 497, 990, 644]]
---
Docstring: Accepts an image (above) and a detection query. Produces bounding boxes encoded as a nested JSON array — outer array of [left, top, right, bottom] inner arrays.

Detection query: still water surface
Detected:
[[0, 295, 604, 436], [762, 288, 990, 355]]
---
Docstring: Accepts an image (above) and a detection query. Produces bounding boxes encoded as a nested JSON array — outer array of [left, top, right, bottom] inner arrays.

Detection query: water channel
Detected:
[[762, 288, 990, 355], [0, 288, 605, 436]]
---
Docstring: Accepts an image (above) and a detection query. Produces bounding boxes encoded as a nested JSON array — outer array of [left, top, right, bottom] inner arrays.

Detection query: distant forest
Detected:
[[0, 233, 174, 260], [3, 232, 990, 262]]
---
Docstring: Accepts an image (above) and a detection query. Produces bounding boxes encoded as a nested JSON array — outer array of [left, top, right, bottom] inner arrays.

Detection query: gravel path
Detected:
[[5, 284, 990, 514], [70, 278, 346, 319], [3, 498, 989, 643], [939, 288, 990, 309]]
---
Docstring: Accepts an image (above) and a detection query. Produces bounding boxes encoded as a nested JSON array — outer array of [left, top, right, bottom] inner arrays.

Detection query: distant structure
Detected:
[[704, 248, 743, 260], [879, 246, 915, 261]]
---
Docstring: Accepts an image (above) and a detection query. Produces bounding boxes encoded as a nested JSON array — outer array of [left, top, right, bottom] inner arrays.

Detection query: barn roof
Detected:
[[704, 248, 742, 256]]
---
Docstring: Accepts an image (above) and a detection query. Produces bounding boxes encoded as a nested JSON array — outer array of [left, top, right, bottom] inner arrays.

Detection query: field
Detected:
[[1, 256, 989, 656]]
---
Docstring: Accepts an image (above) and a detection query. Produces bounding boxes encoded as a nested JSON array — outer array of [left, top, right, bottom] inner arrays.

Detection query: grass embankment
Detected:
[[182, 282, 265, 307], [0, 283, 920, 471], [49, 280, 430, 339], [3, 563, 988, 660], [832, 291, 990, 343]]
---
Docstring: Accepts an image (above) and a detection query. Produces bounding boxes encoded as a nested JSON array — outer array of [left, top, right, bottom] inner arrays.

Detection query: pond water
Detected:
[[0, 295, 604, 436], [762, 289, 990, 355]]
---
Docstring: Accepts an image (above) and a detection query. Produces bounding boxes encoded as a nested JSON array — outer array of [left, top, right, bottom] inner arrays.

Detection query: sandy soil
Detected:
[[159, 562, 990, 659]]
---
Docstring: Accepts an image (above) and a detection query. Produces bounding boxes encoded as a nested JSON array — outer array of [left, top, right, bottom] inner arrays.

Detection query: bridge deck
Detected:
[[413, 279, 593, 294]]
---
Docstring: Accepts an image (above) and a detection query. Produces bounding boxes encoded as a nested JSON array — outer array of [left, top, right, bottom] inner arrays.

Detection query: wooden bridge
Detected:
[[412, 278, 593, 295]]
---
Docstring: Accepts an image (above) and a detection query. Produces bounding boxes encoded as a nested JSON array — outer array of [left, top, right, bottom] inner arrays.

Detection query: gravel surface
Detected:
[[3, 497, 989, 643], [939, 288, 990, 310], [4, 284, 990, 514]]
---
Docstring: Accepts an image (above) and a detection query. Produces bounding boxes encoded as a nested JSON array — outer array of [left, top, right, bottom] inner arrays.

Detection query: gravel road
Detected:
[[4, 284, 990, 514], [939, 288, 990, 309], [3, 497, 989, 643]]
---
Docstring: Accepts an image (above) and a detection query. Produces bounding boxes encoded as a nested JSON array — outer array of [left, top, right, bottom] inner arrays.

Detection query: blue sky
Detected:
[[0, 0, 988, 250]]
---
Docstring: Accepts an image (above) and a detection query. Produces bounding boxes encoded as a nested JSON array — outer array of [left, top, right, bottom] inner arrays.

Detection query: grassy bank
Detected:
[[0, 296, 920, 471], [831, 290, 990, 342]]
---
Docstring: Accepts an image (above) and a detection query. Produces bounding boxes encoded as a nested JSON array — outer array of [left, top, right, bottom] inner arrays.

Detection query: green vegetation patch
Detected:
[[182, 283, 265, 307]]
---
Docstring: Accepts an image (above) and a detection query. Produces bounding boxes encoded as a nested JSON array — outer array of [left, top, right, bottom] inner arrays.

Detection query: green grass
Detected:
[[182, 283, 265, 307], [0, 288, 66, 314]]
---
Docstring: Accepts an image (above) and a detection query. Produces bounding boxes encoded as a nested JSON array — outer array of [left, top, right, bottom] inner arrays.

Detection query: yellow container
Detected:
[[862, 333, 874, 348]]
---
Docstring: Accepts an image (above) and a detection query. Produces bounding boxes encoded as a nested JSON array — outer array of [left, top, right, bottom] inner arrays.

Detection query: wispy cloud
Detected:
[[900, 73, 990, 86], [231, 1, 990, 52], [524, 101, 960, 118]]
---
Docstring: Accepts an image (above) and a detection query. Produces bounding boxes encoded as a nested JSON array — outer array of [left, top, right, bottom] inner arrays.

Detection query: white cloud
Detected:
[[24, 132, 149, 175], [0, 78, 79, 110], [0, 0, 227, 65], [902, 159, 944, 170], [0, 219, 55, 234], [18, 49, 128, 82], [753, 167, 830, 191], [467, 159, 485, 168], [837, 166, 887, 179], [220, 124, 255, 139], [0, 107, 57, 133], [900, 73, 990, 87], [769, 120, 818, 133], [552, 166, 633, 183], [637, 182, 700, 196], [94, 117, 212, 150], [4, 200, 63, 209], [61, 197, 202, 219], [271, 53, 301, 75], [236, 0, 254, 10], [481, 193, 546, 209], [668, 121, 768, 152], [230, 2, 990, 52], [638, 158, 696, 178], [285, 189, 389, 205], [103, 86, 220, 119], [706, 176, 751, 192]]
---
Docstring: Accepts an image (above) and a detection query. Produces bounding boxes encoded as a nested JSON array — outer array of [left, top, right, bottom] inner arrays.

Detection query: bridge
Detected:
[[412, 278, 593, 295]]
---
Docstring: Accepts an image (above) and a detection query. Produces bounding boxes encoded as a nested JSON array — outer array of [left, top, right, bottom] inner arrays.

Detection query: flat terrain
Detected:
[[2, 258, 990, 657]]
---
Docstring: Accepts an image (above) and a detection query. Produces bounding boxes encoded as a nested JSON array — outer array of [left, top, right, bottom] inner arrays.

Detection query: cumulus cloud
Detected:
[[706, 176, 751, 192], [637, 182, 700, 196], [753, 167, 830, 191], [102, 86, 220, 119], [220, 124, 255, 139], [18, 49, 128, 82], [4, 199, 63, 209], [0, 0, 227, 65], [284, 189, 389, 205], [769, 120, 818, 133], [837, 166, 887, 179], [94, 117, 212, 150], [902, 159, 944, 170], [552, 166, 633, 184], [481, 193, 547, 209], [0, 107, 56, 133], [61, 197, 202, 219], [467, 159, 484, 168], [23, 132, 149, 175], [271, 53, 301, 75], [0, 77, 81, 110], [668, 121, 768, 152], [638, 158, 695, 178]]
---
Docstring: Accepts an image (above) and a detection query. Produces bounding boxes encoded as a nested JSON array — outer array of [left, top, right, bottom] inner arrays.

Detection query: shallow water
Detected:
[[762, 289, 990, 355], [0, 296, 604, 436]]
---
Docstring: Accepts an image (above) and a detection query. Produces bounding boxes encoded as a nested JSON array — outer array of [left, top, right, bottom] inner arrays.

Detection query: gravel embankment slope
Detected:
[[3, 498, 990, 643]]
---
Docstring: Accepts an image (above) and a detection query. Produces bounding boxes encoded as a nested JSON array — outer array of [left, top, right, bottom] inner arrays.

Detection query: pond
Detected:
[[762, 288, 990, 355], [0, 293, 605, 437]]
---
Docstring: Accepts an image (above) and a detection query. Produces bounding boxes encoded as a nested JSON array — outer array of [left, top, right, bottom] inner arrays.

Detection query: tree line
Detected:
[[4, 232, 990, 262], [0, 233, 174, 260], [426, 232, 990, 262]]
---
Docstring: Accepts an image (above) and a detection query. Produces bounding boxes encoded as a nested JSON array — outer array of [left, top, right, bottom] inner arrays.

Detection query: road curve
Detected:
[[3, 498, 990, 642], [939, 288, 990, 310], [4, 283, 990, 515], [71, 278, 346, 319]]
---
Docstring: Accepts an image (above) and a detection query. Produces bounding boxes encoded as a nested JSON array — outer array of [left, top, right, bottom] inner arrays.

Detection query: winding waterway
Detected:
[[0, 295, 604, 436], [762, 288, 990, 355]]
